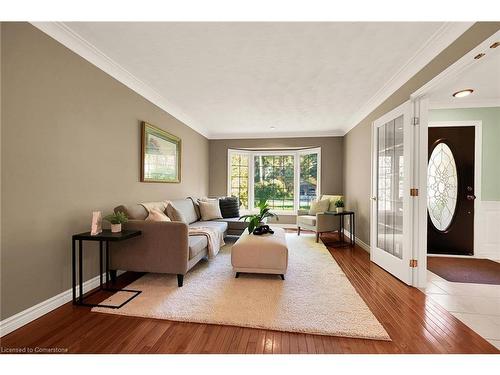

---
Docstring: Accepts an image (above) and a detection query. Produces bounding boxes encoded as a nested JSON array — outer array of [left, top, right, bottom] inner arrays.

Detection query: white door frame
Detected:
[[427, 120, 482, 258], [370, 100, 415, 286]]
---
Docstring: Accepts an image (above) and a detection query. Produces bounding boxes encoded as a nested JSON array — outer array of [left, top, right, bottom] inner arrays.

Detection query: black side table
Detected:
[[72, 229, 142, 308], [324, 211, 355, 247]]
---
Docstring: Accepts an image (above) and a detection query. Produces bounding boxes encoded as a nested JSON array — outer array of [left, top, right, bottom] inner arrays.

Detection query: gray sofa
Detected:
[[110, 198, 246, 287]]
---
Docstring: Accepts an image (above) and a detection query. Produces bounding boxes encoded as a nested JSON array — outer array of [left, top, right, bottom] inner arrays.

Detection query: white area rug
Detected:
[[92, 233, 390, 340]]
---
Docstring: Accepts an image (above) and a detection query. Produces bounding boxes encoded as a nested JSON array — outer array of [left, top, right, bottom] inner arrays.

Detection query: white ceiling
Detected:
[[428, 45, 500, 108], [54, 22, 470, 138]]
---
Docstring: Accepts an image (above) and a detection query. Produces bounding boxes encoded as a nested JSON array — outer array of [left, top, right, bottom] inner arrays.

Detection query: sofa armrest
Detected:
[[297, 209, 309, 216], [316, 213, 339, 232], [110, 220, 190, 274]]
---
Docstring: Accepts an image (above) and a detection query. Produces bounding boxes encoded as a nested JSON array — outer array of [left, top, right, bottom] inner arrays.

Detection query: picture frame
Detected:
[[141, 121, 181, 183]]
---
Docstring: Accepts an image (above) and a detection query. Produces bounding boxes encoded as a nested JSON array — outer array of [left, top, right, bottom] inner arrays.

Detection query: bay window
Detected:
[[228, 148, 320, 213]]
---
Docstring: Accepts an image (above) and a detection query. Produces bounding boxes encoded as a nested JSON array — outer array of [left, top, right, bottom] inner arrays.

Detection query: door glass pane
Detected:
[[427, 142, 458, 231], [377, 115, 404, 259]]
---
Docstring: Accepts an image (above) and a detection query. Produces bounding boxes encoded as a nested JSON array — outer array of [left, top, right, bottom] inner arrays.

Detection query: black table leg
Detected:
[[350, 213, 353, 246], [353, 213, 356, 247], [105, 240, 109, 287], [72, 237, 76, 304], [99, 241, 103, 289], [78, 239, 83, 303]]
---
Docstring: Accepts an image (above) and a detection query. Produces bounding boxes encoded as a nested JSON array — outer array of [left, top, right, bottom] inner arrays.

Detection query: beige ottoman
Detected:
[[231, 227, 288, 280]]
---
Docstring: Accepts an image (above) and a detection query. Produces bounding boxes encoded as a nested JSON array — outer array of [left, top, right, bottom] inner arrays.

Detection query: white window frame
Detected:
[[227, 147, 321, 214]]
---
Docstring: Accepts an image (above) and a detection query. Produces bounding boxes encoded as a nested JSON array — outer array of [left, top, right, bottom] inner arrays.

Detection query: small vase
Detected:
[[111, 223, 122, 233], [336, 207, 344, 213]]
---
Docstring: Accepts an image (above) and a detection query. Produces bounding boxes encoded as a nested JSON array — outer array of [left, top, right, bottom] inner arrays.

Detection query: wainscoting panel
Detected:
[[476, 201, 500, 260]]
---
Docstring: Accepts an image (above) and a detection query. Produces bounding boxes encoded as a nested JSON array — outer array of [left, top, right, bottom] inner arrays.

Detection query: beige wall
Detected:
[[209, 137, 343, 223], [343, 22, 500, 246], [1, 23, 209, 319]]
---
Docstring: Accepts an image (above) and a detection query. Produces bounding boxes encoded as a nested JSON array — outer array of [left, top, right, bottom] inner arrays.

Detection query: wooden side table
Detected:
[[324, 211, 355, 247], [72, 229, 142, 308]]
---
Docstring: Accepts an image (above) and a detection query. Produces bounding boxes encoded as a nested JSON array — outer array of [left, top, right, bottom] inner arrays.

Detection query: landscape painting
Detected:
[[141, 122, 181, 183]]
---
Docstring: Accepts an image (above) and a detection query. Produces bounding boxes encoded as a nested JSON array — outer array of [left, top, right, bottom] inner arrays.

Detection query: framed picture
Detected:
[[141, 122, 181, 183]]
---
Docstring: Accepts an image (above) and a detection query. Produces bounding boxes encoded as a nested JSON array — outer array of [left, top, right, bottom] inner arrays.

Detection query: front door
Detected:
[[427, 126, 475, 255]]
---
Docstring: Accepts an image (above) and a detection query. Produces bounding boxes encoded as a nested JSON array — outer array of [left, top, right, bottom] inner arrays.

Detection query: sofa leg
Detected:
[[177, 274, 184, 287], [110, 270, 117, 284], [280, 274, 285, 280], [235, 272, 240, 278], [316, 232, 320, 243], [297, 227, 301, 236]]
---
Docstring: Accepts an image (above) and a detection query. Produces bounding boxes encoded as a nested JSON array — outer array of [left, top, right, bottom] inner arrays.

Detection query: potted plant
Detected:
[[239, 199, 278, 234], [104, 212, 128, 233], [335, 198, 345, 213]]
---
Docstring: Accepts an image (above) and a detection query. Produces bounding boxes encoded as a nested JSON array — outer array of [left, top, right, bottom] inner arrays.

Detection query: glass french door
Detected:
[[371, 101, 413, 285]]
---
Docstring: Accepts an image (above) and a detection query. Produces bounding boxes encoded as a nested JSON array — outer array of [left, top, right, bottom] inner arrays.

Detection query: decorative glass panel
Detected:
[[376, 115, 404, 259], [427, 142, 458, 231]]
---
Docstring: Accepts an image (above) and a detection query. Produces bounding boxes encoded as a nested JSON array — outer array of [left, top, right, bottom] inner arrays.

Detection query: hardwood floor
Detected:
[[1, 231, 497, 354]]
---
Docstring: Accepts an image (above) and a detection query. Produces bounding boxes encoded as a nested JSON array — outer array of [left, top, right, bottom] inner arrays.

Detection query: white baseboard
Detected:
[[343, 229, 370, 253], [0, 271, 125, 337]]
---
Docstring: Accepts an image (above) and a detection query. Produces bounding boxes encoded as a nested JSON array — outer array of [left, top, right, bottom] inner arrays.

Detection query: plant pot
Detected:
[[336, 207, 344, 213], [111, 223, 122, 233]]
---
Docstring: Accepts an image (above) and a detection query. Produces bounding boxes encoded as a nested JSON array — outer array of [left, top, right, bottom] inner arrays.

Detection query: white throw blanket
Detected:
[[189, 227, 225, 258]]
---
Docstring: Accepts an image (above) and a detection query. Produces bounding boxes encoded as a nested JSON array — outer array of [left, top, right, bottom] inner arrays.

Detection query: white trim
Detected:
[[211, 130, 345, 139], [345, 22, 473, 134], [343, 229, 370, 253], [30, 22, 210, 139], [0, 271, 124, 337], [429, 98, 500, 110], [412, 30, 500, 99], [428, 120, 482, 257]]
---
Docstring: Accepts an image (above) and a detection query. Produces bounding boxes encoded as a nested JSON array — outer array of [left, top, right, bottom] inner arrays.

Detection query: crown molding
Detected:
[[209, 129, 345, 140], [429, 98, 500, 109], [344, 22, 474, 134], [31, 22, 211, 139]]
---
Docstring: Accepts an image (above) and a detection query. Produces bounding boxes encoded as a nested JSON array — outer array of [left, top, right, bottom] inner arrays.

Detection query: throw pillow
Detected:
[[145, 208, 171, 222], [308, 199, 330, 215], [166, 203, 187, 223], [219, 196, 240, 218], [198, 200, 223, 221]]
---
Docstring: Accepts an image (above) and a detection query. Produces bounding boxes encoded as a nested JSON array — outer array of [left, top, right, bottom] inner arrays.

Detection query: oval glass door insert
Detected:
[[427, 142, 458, 231]]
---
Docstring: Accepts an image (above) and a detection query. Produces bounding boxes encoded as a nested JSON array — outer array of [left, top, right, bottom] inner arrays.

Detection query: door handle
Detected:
[[466, 194, 476, 201], [371, 196, 377, 201]]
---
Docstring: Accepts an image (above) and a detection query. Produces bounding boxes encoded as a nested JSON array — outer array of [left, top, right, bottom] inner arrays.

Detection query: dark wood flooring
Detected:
[[1, 231, 497, 354]]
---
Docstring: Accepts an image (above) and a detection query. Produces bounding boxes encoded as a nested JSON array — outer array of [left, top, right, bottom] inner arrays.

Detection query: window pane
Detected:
[[299, 153, 318, 209], [230, 153, 249, 209], [254, 155, 295, 211]]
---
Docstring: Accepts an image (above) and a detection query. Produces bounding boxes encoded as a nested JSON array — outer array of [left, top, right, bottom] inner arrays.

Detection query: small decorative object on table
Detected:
[[335, 198, 345, 213], [90, 211, 103, 236], [239, 199, 278, 234], [104, 211, 128, 233]]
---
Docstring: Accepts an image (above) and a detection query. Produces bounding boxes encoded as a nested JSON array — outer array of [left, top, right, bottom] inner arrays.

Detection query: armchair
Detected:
[[296, 195, 343, 242]]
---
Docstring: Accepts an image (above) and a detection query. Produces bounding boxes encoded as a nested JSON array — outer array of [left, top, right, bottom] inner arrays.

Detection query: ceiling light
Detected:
[[452, 89, 474, 98], [270, 126, 276, 130]]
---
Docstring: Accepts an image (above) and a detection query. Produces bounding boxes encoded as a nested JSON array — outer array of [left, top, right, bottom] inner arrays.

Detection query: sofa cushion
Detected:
[[189, 220, 228, 234], [189, 236, 208, 259], [214, 217, 248, 231], [321, 195, 344, 212], [145, 208, 171, 222], [297, 215, 317, 226], [168, 199, 199, 224], [308, 199, 330, 215], [199, 200, 223, 221], [219, 196, 240, 218]]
